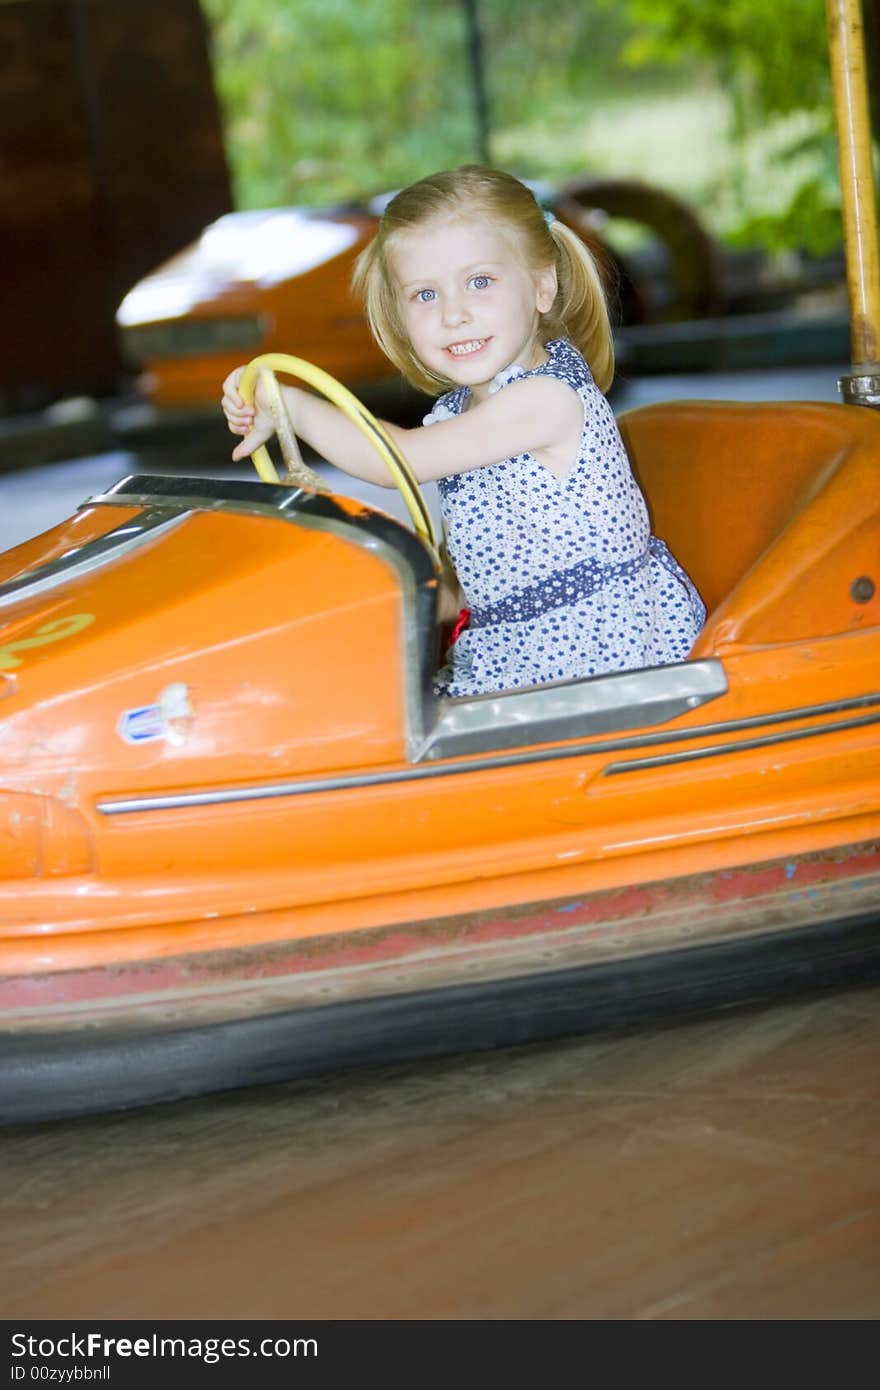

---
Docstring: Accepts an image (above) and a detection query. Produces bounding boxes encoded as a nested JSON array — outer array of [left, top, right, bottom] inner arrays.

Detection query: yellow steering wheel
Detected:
[[238, 353, 441, 557]]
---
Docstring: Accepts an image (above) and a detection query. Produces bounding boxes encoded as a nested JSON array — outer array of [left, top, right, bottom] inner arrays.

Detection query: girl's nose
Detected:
[[441, 294, 470, 328]]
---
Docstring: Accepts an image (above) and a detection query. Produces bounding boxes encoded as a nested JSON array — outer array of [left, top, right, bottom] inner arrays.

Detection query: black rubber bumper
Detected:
[[2, 909, 879, 1125]]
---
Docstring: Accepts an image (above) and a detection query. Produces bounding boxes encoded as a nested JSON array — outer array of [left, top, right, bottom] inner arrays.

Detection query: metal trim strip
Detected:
[[602, 708, 880, 775], [96, 692, 880, 815]]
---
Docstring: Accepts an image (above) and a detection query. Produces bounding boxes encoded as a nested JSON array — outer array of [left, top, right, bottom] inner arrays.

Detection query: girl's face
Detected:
[[390, 216, 557, 401]]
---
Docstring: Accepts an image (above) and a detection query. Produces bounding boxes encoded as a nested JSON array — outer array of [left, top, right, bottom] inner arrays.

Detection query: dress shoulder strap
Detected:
[[529, 338, 594, 392], [422, 385, 469, 425]]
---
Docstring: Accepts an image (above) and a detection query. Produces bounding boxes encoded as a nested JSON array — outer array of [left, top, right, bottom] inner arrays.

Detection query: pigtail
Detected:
[[546, 220, 615, 394]]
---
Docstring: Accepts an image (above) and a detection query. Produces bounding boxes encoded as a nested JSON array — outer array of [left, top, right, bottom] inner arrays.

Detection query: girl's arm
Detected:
[[221, 369, 583, 486]]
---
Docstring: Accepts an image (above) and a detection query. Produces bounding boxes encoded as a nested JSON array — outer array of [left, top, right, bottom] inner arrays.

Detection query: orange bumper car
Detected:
[[3, 0, 879, 1124], [1, 350, 878, 1121]]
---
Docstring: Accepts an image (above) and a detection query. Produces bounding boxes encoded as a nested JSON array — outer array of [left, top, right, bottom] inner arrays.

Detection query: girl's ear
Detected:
[[535, 264, 557, 314]]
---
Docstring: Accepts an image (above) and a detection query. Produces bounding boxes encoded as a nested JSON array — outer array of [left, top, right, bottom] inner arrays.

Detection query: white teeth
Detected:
[[448, 340, 485, 356]]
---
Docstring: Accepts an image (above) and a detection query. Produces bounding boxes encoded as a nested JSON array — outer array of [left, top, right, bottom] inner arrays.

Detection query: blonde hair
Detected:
[[352, 165, 615, 395]]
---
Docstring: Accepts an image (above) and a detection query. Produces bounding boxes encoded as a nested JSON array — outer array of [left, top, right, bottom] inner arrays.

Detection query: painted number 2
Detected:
[[0, 613, 95, 670]]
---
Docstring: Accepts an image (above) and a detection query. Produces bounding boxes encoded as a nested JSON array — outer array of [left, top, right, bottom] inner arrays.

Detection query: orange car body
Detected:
[[117, 206, 392, 409], [1, 395, 878, 1119]]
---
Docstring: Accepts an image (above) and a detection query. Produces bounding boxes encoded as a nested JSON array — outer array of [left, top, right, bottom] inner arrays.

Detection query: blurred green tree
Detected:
[[605, 0, 843, 253], [202, 0, 847, 253], [202, 0, 640, 205]]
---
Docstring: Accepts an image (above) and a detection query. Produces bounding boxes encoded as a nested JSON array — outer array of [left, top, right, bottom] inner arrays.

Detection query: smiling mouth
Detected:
[[446, 338, 488, 357]]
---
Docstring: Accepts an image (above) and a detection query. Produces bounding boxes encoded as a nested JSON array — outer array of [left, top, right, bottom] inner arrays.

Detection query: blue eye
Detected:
[[469, 274, 491, 290], [414, 288, 436, 303]]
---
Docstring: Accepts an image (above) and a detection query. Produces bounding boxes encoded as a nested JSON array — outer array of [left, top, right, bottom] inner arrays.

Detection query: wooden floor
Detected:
[[2, 983, 879, 1320]]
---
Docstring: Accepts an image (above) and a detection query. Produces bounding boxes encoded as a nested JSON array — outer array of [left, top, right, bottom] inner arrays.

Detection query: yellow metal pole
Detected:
[[825, 0, 880, 405]]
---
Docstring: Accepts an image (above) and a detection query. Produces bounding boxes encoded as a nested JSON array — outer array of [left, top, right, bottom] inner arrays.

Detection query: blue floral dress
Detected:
[[430, 338, 706, 699]]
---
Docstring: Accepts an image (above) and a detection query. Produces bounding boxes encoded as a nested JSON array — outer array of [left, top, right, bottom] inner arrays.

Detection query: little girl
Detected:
[[222, 164, 705, 699]]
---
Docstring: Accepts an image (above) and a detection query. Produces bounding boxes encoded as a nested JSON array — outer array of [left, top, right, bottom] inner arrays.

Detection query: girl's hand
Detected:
[[221, 367, 276, 462]]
